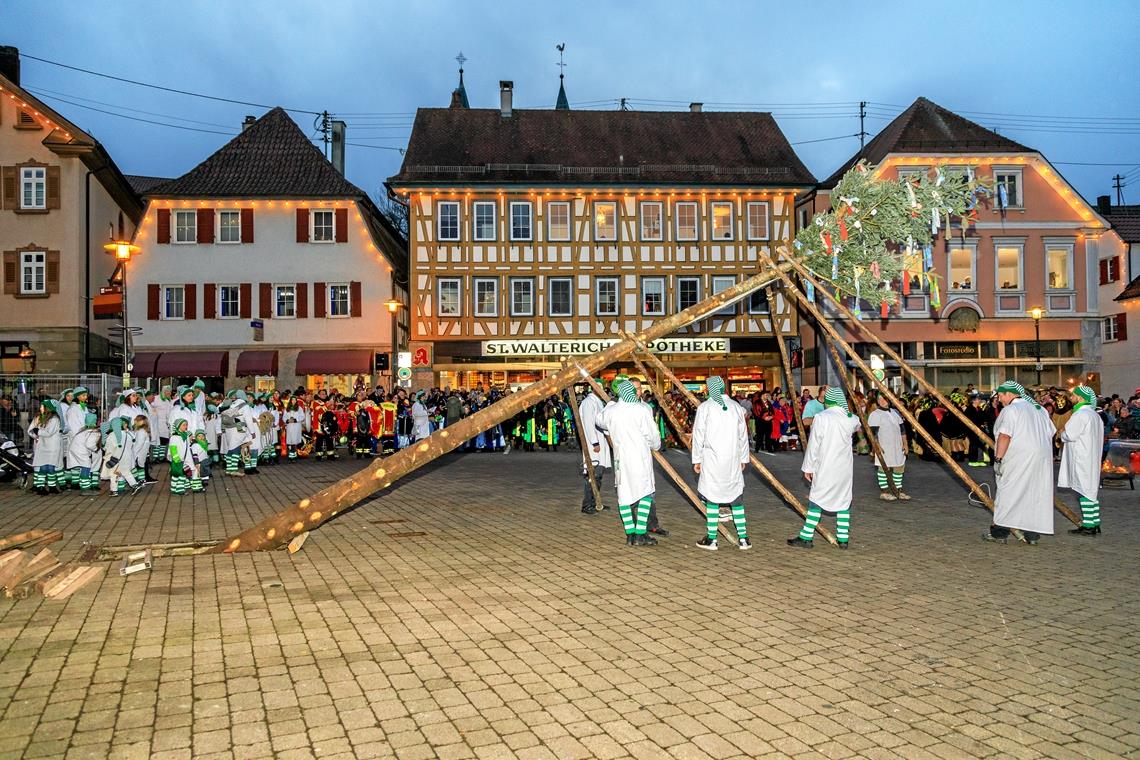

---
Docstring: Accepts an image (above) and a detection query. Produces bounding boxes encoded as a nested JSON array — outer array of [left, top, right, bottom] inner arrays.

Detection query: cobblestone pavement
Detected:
[[0, 446, 1137, 760]]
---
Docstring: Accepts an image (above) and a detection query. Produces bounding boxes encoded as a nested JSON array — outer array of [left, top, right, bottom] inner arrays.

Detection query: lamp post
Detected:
[[384, 298, 402, 392], [104, 239, 140, 388], [1028, 306, 1044, 386]]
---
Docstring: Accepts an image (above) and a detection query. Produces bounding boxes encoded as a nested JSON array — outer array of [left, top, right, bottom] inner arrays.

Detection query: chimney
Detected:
[[689, 102, 703, 113], [242, 115, 257, 131], [0, 46, 19, 85], [1097, 195, 1112, 215], [331, 120, 346, 175], [500, 80, 514, 118]]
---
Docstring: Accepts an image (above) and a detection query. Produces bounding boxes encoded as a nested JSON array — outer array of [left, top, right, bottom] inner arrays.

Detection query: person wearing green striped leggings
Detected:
[[789, 387, 861, 549], [1059, 386, 1104, 536], [690, 376, 752, 551]]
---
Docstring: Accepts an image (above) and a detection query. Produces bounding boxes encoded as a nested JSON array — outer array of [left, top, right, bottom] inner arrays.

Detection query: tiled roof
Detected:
[[125, 175, 171, 195], [1104, 205, 1140, 243], [148, 108, 364, 198], [390, 108, 816, 186], [1116, 274, 1140, 302], [822, 97, 1034, 188]]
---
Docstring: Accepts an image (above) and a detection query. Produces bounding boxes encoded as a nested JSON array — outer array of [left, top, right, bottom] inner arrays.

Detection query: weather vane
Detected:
[[556, 43, 566, 79]]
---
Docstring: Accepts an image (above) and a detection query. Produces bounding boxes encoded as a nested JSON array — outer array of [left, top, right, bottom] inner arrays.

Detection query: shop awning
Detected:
[[235, 350, 279, 377], [130, 351, 163, 378], [92, 292, 122, 319], [154, 351, 229, 378], [295, 349, 373, 376]]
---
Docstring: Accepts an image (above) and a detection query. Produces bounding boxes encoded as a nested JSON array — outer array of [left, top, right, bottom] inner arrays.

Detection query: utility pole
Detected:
[[1113, 174, 1125, 205], [858, 101, 868, 148], [315, 111, 331, 158]]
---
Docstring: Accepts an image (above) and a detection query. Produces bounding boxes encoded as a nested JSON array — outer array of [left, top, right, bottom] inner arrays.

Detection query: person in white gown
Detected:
[[596, 380, 661, 547], [690, 376, 751, 551], [1058, 385, 1104, 536], [578, 382, 612, 515], [867, 392, 910, 501], [987, 380, 1056, 545], [790, 387, 861, 549]]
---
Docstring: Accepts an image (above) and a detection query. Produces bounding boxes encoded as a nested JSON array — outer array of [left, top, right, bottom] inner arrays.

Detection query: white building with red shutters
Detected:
[[127, 107, 406, 393]]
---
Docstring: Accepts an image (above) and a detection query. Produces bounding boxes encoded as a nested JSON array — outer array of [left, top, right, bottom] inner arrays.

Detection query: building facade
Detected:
[[127, 108, 407, 393], [798, 97, 1108, 392], [1097, 200, 1140, 395], [0, 47, 143, 374], [389, 83, 815, 392]]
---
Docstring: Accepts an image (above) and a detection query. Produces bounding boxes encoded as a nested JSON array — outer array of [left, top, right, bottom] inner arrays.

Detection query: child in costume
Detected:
[[1059, 385, 1104, 536], [192, 430, 212, 486], [67, 412, 103, 492], [167, 419, 201, 494], [28, 399, 64, 494], [790, 387, 861, 548], [204, 404, 221, 463], [283, 400, 304, 460], [101, 417, 142, 496], [867, 392, 910, 501]]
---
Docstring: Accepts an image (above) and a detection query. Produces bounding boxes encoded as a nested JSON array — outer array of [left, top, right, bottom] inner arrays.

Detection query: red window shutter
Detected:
[[314, 282, 327, 318], [46, 167, 61, 209], [2, 251, 16, 294], [184, 283, 197, 319], [1118, 313, 1128, 342], [350, 281, 362, 317], [240, 208, 254, 243], [1099, 258, 1109, 285], [296, 282, 308, 318], [296, 209, 309, 243], [335, 208, 348, 243], [259, 282, 272, 319], [45, 251, 60, 294], [147, 284, 160, 320], [1114, 256, 1123, 283], [204, 283, 217, 319], [239, 283, 252, 319], [157, 208, 171, 244], [197, 209, 215, 244], [1, 167, 15, 210]]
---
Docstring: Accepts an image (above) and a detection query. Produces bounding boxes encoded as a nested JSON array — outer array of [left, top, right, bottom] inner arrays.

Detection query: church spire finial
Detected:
[[451, 51, 470, 109], [555, 43, 569, 111]]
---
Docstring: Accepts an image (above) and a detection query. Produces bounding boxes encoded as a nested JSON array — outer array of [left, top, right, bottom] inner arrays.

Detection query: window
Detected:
[[546, 202, 570, 241], [593, 201, 617, 242], [746, 202, 770, 241], [20, 167, 46, 210], [1046, 242, 1073, 290], [510, 278, 534, 316], [163, 285, 185, 320], [640, 202, 663, 241], [995, 243, 1023, 290], [595, 277, 619, 316], [218, 210, 241, 243], [1103, 314, 1126, 343], [473, 201, 496, 241], [642, 277, 665, 316], [510, 202, 533, 241], [219, 285, 240, 318], [675, 202, 698, 241], [312, 209, 335, 243], [474, 278, 498, 317], [329, 284, 350, 317], [712, 275, 736, 316], [711, 202, 733, 240], [275, 285, 296, 318], [1100, 256, 1121, 285], [174, 210, 197, 243], [748, 289, 770, 314], [437, 278, 461, 317], [897, 167, 928, 183], [548, 277, 573, 317], [19, 252, 45, 295], [948, 243, 976, 291], [677, 277, 701, 312], [797, 207, 809, 232], [994, 169, 1023, 209], [437, 202, 460, 241]]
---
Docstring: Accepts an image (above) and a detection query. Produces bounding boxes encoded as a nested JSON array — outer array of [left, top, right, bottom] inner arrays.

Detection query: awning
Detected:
[[92, 292, 122, 319], [154, 351, 229, 378], [295, 349, 373, 375], [235, 350, 279, 377], [130, 351, 163, 378]]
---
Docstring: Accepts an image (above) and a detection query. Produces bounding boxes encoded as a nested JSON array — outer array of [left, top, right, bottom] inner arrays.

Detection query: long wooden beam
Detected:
[[768, 294, 808, 446], [561, 362, 604, 512]]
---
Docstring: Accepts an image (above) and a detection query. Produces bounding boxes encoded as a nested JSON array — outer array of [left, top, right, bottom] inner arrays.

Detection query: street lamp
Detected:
[[384, 298, 402, 392], [1028, 306, 1044, 386], [104, 239, 140, 387]]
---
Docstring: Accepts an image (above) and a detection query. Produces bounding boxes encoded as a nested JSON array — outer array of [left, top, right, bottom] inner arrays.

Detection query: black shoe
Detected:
[[581, 506, 598, 515], [249, 468, 260, 475], [837, 542, 850, 550], [737, 538, 752, 551], [626, 534, 634, 546], [648, 527, 669, 538], [131, 485, 145, 495], [982, 532, 1008, 544], [1069, 525, 1101, 536], [787, 537, 813, 549], [696, 536, 718, 551], [631, 533, 657, 547]]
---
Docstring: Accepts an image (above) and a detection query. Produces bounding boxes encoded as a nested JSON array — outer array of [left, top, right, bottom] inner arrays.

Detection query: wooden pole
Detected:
[[769, 293, 808, 448], [632, 345, 838, 545], [561, 361, 604, 512], [783, 257, 1081, 526], [214, 261, 798, 552]]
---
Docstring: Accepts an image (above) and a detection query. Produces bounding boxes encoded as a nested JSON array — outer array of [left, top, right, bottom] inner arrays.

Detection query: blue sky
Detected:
[[7, 0, 1140, 203]]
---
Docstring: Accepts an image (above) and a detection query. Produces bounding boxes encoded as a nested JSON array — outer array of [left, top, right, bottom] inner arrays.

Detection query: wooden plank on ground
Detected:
[[0, 551, 29, 588], [7, 558, 62, 599], [18, 531, 63, 550], [45, 566, 103, 600], [36, 564, 82, 595], [0, 530, 49, 552], [4, 548, 56, 594]]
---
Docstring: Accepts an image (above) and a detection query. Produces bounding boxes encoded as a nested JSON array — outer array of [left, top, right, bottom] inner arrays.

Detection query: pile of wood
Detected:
[[0, 530, 104, 601]]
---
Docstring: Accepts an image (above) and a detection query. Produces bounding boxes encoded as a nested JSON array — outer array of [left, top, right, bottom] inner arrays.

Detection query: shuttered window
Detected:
[[19, 251, 45, 294], [218, 211, 241, 243], [173, 210, 197, 243], [329, 283, 350, 317], [20, 167, 46, 210]]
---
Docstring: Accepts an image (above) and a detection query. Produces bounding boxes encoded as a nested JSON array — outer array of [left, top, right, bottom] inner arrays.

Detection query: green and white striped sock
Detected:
[[799, 505, 822, 541], [618, 503, 635, 535], [876, 468, 888, 491], [1078, 496, 1100, 528], [704, 502, 719, 541], [892, 470, 904, 490], [225, 453, 240, 473], [634, 497, 652, 535], [731, 503, 748, 540], [836, 510, 851, 543], [191, 478, 205, 493]]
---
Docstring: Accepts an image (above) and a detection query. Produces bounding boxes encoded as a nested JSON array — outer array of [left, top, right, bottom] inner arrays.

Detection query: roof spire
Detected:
[[555, 43, 569, 111], [451, 51, 470, 109]]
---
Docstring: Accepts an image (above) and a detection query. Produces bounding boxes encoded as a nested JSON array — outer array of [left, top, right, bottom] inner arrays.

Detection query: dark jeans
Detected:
[[582, 465, 608, 509], [990, 525, 1040, 541]]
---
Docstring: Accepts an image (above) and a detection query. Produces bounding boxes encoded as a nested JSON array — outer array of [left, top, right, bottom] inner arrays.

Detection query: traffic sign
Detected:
[[397, 367, 412, 381]]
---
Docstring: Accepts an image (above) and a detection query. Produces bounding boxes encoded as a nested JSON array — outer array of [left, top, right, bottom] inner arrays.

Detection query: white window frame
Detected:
[[509, 202, 533, 241], [162, 285, 185, 320], [712, 275, 736, 316], [546, 201, 570, 242], [311, 209, 335, 244], [472, 201, 497, 242], [218, 284, 240, 319], [547, 277, 573, 317], [897, 166, 928, 184], [641, 277, 666, 317], [1102, 315, 1119, 343], [748, 288, 771, 315], [710, 201, 734, 241], [1104, 255, 1121, 284], [474, 278, 499, 318], [274, 284, 296, 319], [217, 210, 241, 244], [993, 239, 1025, 292], [19, 166, 46, 210], [593, 201, 618, 242], [595, 277, 619, 317], [437, 278, 462, 318], [993, 167, 1024, 210], [437, 201, 460, 242], [1045, 239, 1075, 291], [173, 209, 197, 244], [640, 202, 663, 242], [19, 251, 45, 295], [745, 201, 770, 241], [328, 283, 350, 318], [947, 241, 978, 293], [509, 277, 534, 317], [797, 207, 810, 232], [676, 276, 701, 312], [675, 201, 699, 242]]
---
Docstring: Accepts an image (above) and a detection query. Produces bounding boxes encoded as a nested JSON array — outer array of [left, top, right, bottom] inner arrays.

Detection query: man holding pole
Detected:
[[986, 380, 1055, 545], [790, 387, 861, 549], [596, 380, 661, 547], [1059, 385, 1104, 536], [691, 376, 751, 551], [578, 380, 611, 515]]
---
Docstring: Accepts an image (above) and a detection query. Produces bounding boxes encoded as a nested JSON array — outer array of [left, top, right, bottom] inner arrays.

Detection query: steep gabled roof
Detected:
[[1116, 275, 1140, 302], [390, 108, 816, 186], [148, 107, 364, 198], [1103, 205, 1140, 244], [822, 97, 1034, 188], [125, 175, 171, 195]]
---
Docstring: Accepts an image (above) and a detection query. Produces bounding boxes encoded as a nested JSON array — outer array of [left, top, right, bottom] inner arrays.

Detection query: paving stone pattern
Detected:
[[0, 447, 1137, 759]]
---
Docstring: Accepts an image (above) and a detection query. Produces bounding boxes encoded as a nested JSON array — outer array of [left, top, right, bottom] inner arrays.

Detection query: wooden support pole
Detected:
[[561, 361, 604, 512], [769, 295, 808, 447]]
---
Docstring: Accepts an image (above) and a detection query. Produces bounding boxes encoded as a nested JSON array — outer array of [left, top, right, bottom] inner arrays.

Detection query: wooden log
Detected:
[[632, 345, 838, 546], [561, 361, 604, 513], [0, 551, 29, 589], [213, 261, 797, 552], [769, 297, 808, 447]]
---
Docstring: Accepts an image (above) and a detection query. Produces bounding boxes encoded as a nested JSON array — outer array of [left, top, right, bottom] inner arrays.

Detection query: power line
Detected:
[[26, 86, 240, 130], [792, 134, 859, 145], [32, 91, 239, 136]]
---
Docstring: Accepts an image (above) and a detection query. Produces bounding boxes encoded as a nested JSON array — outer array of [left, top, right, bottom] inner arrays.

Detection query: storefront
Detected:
[[295, 349, 374, 395]]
